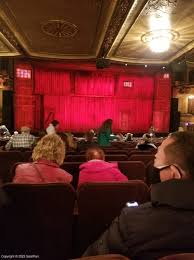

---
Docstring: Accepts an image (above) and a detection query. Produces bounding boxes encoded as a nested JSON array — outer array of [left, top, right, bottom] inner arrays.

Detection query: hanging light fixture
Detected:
[[142, 0, 179, 53], [141, 28, 179, 53]]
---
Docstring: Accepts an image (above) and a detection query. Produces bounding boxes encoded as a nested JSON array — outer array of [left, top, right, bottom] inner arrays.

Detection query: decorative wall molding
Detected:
[[99, 0, 134, 57], [0, 18, 24, 54]]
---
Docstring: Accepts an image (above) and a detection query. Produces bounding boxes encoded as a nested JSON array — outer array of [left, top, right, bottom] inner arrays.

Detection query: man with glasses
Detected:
[[84, 131, 194, 259]]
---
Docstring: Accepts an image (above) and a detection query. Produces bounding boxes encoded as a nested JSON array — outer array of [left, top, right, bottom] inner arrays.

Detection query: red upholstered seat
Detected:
[[129, 154, 155, 166], [65, 154, 129, 162], [1, 183, 76, 259], [73, 254, 130, 260], [75, 181, 149, 256], [118, 161, 146, 181], [0, 151, 23, 183], [0, 151, 32, 183], [61, 161, 82, 189], [159, 253, 194, 260]]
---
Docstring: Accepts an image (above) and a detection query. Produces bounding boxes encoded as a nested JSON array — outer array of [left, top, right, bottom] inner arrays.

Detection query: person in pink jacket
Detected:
[[13, 134, 72, 184], [78, 147, 128, 186]]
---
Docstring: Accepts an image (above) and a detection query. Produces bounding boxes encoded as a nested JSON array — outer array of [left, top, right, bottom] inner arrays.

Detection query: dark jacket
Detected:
[[83, 179, 194, 260]]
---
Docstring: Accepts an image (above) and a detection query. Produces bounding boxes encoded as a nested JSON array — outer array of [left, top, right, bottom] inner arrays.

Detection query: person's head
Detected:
[[100, 119, 113, 132], [21, 126, 31, 134], [142, 133, 151, 143], [86, 147, 105, 161], [154, 131, 194, 181], [85, 130, 95, 142], [51, 120, 59, 129], [125, 133, 133, 141], [32, 134, 65, 165], [64, 132, 77, 150]]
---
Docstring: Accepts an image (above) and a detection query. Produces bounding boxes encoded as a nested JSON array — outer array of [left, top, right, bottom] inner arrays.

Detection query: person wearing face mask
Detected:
[[83, 131, 194, 259]]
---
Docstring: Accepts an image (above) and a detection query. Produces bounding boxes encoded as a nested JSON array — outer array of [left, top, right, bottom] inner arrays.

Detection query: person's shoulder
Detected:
[[46, 124, 55, 134], [15, 163, 34, 174], [16, 162, 32, 170]]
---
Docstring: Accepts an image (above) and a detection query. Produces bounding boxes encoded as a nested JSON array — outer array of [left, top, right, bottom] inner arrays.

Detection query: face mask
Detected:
[[149, 164, 183, 184], [149, 165, 171, 184]]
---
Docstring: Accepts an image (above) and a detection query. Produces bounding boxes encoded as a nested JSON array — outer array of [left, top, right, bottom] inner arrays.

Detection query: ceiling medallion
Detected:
[[41, 20, 78, 38], [141, 29, 179, 53]]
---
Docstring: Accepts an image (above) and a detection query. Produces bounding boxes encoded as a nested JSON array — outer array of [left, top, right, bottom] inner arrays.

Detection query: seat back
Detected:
[[128, 149, 152, 157], [159, 253, 194, 260], [105, 150, 130, 156], [106, 154, 128, 161], [74, 254, 130, 260], [118, 161, 146, 181], [1, 183, 76, 259], [129, 154, 155, 166], [0, 151, 24, 183], [65, 154, 128, 162], [21, 151, 32, 162], [65, 155, 86, 162], [61, 162, 82, 189], [76, 181, 149, 255]]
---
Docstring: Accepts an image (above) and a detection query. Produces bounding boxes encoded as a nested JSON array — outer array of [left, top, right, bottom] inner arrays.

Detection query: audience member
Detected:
[[78, 147, 128, 186], [5, 126, 35, 151], [136, 133, 157, 150], [148, 125, 156, 138], [98, 119, 113, 146], [124, 133, 133, 142], [62, 132, 77, 152], [77, 130, 96, 151], [13, 134, 72, 184], [46, 119, 59, 135], [0, 124, 11, 138], [83, 131, 194, 259]]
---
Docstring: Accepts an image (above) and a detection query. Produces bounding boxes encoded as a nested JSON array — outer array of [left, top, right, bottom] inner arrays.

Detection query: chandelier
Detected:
[[141, 29, 179, 53], [142, 0, 179, 53]]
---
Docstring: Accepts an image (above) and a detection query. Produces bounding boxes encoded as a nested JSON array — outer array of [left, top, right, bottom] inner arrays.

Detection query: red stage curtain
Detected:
[[74, 72, 115, 96], [153, 73, 171, 132], [14, 64, 170, 133], [43, 74, 154, 132], [34, 69, 71, 95]]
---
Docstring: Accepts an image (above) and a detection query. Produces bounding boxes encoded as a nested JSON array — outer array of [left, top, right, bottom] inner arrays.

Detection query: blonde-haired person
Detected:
[[13, 134, 72, 184]]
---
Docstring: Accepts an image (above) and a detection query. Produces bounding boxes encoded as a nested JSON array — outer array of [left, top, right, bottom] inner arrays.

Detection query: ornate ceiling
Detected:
[[0, 0, 194, 64]]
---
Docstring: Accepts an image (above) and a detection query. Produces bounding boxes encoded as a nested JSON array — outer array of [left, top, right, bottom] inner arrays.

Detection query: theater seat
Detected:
[[73, 254, 130, 260], [118, 161, 146, 181], [75, 181, 149, 256], [61, 161, 82, 189], [129, 154, 155, 166], [65, 154, 128, 162], [159, 253, 194, 260], [1, 183, 76, 259], [0, 151, 23, 183]]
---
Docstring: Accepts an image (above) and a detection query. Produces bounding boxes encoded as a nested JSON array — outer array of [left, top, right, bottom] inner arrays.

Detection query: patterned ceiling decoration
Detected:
[[0, 0, 193, 63], [41, 20, 78, 38]]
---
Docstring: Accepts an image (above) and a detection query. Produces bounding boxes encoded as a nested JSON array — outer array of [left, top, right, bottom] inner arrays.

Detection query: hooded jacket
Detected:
[[84, 179, 194, 259], [78, 160, 128, 186]]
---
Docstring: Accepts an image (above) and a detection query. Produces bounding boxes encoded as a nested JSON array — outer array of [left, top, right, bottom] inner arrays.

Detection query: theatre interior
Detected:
[[0, 0, 194, 259]]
